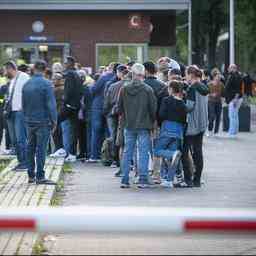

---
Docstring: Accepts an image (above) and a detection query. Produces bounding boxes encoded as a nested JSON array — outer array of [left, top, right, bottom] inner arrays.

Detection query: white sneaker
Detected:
[[206, 131, 214, 137], [133, 176, 140, 184], [160, 178, 167, 184], [160, 180, 173, 188], [2, 149, 16, 156], [171, 150, 182, 168], [110, 162, 118, 168], [148, 176, 156, 186], [65, 154, 77, 163], [86, 158, 100, 163], [50, 148, 66, 158], [137, 183, 150, 189]]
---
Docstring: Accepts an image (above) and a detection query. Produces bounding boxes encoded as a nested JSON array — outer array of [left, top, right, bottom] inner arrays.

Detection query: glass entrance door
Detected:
[[38, 45, 64, 64], [0, 43, 70, 65]]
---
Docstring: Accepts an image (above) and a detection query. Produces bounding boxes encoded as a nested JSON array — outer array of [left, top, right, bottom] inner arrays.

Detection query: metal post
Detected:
[[230, 0, 235, 64], [188, 0, 192, 65]]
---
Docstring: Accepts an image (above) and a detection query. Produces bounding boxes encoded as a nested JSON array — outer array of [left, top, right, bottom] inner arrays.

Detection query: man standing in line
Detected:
[[143, 61, 169, 182], [118, 63, 157, 188], [22, 60, 57, 184], [4, 61, 30, 171], [225, 64, 243, 138], [89, 62, 117, 162], [61, 56, 83, 162]]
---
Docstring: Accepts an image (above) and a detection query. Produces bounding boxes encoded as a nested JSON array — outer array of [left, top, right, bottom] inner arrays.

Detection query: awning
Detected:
[[0, 0, 191, 11]]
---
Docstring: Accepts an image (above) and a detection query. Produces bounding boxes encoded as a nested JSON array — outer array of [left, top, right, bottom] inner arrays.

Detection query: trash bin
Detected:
[[223, 105, 251, 132]]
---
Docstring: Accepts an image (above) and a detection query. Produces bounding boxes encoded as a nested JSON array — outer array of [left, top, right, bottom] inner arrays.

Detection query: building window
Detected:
[[148, 46, 176, 62], [96, 44, 147, 69], [0, 43, 70, 65]]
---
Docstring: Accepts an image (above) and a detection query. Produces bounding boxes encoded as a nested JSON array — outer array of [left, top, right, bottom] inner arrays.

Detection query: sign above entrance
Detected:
[[129, 14, 142, 29], [24, 36, 54, 42]]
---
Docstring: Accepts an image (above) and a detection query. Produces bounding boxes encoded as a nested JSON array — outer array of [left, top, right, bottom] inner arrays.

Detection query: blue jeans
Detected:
[[121, 129, 151, 185], [90, 109, 104, 159], [228, 99, 243, 135], [7, 111, 27, 167], [155, 137, 179, 182], [85, 113, 92, 159], [61, 120, 72, 155], [27, 125, 51, 180], [154, 121, 184, 182]]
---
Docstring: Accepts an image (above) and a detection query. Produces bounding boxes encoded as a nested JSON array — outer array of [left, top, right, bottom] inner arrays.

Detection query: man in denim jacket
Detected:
[[22, 60, 57, 185]]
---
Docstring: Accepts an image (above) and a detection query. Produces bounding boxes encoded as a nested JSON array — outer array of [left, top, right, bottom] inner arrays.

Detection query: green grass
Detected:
[[56, 180, 64, 192], [63, 163, 72, 174], [0, 160, 11, 173], [49, 162, 73, 206], [32, 239, 48, 255], [50, 193, 62, 206], [33, 163, 74, 253]]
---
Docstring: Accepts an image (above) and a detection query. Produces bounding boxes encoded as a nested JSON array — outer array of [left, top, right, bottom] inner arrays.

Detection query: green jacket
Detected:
[[118, 79, 157, 130]]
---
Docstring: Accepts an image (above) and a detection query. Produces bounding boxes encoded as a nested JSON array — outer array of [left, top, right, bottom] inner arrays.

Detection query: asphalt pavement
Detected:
[[45, 123, 256, 255]]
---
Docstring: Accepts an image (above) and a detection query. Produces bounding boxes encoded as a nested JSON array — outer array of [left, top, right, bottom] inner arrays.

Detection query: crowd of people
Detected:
[[0, 56, 248, 188]]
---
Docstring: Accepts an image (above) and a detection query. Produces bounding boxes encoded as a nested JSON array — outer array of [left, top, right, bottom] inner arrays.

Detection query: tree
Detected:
[[236, 0, 256, 73], [192, 0, 228, 69]]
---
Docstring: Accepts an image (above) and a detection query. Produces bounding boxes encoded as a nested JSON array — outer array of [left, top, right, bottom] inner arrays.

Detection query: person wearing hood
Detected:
[[182, 65, 209, 188], [118, 63, 157, 189]]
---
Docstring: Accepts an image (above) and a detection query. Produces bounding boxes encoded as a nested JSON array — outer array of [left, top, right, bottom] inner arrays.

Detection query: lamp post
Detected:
[[230, 0, 235, 65], [188, 0, 192, 65]]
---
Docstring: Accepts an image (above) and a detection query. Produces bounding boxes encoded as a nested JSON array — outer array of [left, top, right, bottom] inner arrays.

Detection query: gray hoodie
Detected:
[[118, 79, 157, 130], [186, 82, 209, 136]]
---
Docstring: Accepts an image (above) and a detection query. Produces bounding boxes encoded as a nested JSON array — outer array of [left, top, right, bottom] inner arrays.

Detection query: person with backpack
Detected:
[[103, 64, 129, 168]]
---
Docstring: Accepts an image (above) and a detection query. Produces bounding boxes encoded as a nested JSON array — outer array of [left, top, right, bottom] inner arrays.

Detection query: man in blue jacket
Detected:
[[88, 62, 117, 162], [22, 60, 57, 185]]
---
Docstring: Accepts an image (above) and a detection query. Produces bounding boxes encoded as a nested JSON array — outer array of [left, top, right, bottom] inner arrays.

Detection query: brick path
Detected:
[[0, 158, 64, 255]]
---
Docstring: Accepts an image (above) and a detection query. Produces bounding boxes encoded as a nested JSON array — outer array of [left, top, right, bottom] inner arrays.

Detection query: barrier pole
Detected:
[[0, 207, 256, 234]]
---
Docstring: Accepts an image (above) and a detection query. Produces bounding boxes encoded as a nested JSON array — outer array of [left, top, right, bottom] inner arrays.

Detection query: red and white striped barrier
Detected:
[[0, 207, 256, 234]]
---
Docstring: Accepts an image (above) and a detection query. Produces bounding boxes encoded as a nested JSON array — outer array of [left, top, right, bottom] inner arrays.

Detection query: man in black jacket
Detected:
[[143, 61, 168, 108], [61, 56, 83, 161], [143, 61, 168, 182]]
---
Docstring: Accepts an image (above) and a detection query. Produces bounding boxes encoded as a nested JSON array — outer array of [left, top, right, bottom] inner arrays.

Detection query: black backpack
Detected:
[[101, 138, 113, 167]]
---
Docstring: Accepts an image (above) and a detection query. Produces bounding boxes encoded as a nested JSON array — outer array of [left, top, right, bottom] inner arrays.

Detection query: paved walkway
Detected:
[[0, 158, 64, 255], [47, 127, 256, 255]]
